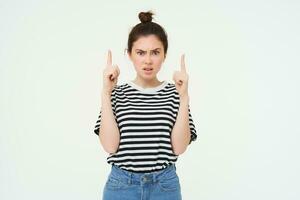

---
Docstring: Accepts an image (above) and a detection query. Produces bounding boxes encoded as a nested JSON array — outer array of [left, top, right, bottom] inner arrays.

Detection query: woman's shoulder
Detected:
[[164, 81, 177, 91], [166, 81, 175, 88], [111, 82, 130, 94], [114, 82, 128, 89]]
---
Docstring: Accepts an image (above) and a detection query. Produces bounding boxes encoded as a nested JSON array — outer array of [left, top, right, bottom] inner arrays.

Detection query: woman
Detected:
[[93, 11, 197, 200]]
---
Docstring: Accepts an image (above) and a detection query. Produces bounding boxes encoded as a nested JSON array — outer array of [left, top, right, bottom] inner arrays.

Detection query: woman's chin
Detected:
[[139, 73, 156, 80]]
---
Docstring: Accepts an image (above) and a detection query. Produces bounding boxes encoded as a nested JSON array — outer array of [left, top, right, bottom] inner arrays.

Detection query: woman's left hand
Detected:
[[173, 54, 189, 98]]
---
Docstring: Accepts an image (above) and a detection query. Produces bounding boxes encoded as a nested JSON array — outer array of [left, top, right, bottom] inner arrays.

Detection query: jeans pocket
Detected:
[[158, 174, 181, 192], [105, 176, 120, 190], [105, 175, 129, 191]]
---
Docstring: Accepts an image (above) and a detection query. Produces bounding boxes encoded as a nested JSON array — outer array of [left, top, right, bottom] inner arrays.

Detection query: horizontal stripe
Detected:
[[118, 143, 172, 149], [115, 149, 174, 155]]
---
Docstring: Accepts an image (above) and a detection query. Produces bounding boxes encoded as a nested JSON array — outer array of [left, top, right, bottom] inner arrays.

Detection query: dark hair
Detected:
[[127, 11, 168, 56]]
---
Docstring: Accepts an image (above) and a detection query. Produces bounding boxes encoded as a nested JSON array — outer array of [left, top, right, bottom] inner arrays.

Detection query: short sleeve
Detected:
[[93, 110, 102, 135], [93, 87, 117, 136], [188, 106, 197, 144]]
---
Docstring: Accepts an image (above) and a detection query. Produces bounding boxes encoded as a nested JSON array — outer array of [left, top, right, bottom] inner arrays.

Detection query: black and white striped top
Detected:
[[93, 80, 197, 173]]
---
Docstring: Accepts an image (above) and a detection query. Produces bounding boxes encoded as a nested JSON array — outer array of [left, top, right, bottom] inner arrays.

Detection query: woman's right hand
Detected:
[[102, 50, 120, 95]]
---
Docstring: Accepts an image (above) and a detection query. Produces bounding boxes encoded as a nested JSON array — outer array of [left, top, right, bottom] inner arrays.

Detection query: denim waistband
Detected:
[[108, 164, 177, 185]]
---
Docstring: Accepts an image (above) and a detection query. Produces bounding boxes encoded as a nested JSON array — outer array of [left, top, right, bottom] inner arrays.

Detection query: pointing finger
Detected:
[[180, 54, 186, 73], [107, 50, 112, 66]]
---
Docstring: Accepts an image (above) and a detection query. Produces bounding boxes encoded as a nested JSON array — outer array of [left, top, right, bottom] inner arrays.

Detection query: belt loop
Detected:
[[128, 172, 132, 185], [153, 172, 156, 183]]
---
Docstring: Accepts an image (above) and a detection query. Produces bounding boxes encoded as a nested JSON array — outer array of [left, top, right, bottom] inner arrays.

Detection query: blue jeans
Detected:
[[102, 164, 182, 200]]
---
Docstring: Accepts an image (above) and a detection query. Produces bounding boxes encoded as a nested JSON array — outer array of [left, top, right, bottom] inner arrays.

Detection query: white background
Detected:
[[1, 0, 299, 199]]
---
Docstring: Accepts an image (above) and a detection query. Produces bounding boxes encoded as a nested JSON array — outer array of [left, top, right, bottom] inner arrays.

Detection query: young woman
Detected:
[[93, 11, 197, 200]]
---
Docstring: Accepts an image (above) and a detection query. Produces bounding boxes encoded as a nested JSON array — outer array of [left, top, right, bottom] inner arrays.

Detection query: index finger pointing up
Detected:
[[107, 50, 112, 66], [181, 54, 186, 72]]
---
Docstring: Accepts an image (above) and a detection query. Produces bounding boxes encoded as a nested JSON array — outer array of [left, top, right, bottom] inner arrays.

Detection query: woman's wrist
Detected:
[[179, 94, 189, 105], [101, 89, 111, 97]]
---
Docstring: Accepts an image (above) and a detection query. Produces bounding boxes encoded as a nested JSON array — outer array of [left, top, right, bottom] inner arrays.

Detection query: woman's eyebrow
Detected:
[[136, 48, 161, 51]]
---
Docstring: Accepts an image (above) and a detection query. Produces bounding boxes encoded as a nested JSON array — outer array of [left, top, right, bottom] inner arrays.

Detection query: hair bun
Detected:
[[138, 11, 154, 23]]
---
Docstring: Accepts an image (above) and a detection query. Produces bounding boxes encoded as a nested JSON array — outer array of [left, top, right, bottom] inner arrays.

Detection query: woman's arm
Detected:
[[99, 91, 120, 154], [171, 95, 191, 155]]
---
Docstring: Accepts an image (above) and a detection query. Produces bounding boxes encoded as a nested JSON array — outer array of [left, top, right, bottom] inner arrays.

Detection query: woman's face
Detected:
[[128, 34, 166, 81]]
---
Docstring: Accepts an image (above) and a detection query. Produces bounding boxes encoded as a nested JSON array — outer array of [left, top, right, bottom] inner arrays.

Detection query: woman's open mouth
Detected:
[[143, 68, 153, 74]]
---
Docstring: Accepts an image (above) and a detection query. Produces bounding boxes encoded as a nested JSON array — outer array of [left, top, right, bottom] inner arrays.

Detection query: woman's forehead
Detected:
[[133, 36, 163, 50]]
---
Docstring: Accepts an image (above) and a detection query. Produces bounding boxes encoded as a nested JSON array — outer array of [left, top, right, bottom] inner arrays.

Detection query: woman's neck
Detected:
[[132, 77, 163, 89]]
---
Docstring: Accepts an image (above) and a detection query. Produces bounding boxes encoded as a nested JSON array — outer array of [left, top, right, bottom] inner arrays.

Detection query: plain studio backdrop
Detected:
[[1, 0, 299, 199]]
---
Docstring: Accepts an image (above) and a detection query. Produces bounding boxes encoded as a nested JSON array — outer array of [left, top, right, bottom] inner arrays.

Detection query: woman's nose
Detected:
[[144, 54, 152, 64]]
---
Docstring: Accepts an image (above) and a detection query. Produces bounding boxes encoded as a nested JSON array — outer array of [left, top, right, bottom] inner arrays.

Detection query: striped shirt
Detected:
[[93, 80, 197, 173]]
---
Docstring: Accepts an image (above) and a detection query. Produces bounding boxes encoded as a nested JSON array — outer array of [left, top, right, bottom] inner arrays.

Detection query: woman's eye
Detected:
[[137, 51, 159, 55]]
